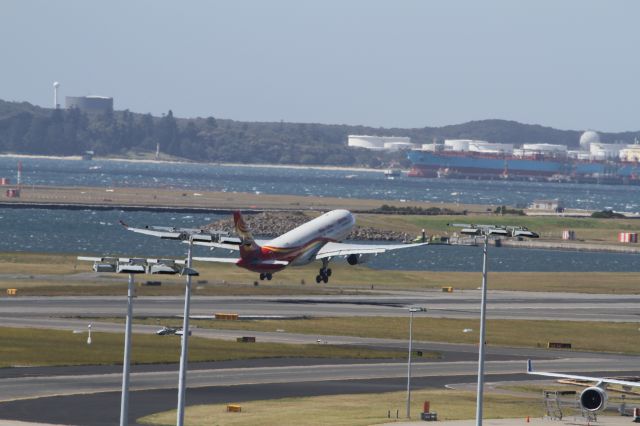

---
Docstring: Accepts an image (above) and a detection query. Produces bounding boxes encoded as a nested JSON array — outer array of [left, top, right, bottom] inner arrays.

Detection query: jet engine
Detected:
[[579, 387, 607, 411], [347, 254, 371, 265]]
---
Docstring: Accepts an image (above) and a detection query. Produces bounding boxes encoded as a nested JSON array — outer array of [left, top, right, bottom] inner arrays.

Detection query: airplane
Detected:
[[527, 359, 640, 412], [122, 209, 427, 283]]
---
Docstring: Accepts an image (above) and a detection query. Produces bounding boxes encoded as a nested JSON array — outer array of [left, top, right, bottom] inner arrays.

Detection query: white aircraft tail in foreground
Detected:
[[123, 209, 427, 283], [527, 359, 640, 412]]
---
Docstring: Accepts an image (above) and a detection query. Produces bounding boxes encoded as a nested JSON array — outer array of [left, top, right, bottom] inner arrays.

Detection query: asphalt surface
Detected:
[[2, 290, 640, 321], [3, 370, 640, 426], [2, 290, 639, 425]]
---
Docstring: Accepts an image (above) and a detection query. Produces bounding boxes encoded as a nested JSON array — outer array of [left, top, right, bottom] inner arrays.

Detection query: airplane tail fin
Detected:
[[234, 211, 260, 260]]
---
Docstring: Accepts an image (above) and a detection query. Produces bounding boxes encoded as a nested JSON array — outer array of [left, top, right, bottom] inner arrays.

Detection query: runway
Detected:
[[2, 356, 640, 402], [2, 289, 640, 322], [2, 290, 639, 424]]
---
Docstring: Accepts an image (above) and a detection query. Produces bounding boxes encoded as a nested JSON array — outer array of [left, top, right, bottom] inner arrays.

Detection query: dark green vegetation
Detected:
[[376, 204, 465, 215], [2, 98, 638, 166], [0, 327, 404, 367], [591, 209, 626, 219]]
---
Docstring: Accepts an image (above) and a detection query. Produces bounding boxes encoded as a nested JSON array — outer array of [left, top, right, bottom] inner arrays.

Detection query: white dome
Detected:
[[580, 130, 600, 148]]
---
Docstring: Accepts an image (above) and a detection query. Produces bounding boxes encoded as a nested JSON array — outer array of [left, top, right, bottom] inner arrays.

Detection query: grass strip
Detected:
[[3, 252, 640, 294], [97, 316, 640, 355], [137, 388, 541, 425], [0, 327, 404, 368]]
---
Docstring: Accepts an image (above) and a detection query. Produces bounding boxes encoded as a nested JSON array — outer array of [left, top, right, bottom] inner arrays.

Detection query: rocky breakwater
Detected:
[[205, 211, 409, 241]]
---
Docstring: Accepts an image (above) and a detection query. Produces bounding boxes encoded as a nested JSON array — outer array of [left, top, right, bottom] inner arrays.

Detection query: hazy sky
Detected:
[[2, 1, 639, 131]]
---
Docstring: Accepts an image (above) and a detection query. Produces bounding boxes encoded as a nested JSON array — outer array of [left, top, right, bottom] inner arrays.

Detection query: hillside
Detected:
[[0, 99, 637, 167]]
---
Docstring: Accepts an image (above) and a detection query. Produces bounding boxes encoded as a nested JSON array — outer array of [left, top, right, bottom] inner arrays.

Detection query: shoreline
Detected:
[[0, 153, 389, 174]]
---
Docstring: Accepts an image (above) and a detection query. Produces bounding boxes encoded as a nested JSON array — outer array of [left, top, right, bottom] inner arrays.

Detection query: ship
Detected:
[[407, 150, 640, 185]]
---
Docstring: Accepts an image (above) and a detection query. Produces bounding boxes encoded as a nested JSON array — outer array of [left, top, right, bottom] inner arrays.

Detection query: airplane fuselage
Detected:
[[238, 209, 355, 273]]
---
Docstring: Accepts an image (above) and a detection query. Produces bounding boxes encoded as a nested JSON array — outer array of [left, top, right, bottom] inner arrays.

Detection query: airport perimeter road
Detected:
[[1, 357, 639, 402], [2, 290, 640, 321]]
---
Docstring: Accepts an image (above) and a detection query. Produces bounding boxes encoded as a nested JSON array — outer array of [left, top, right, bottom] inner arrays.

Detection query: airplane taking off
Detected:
[[527, 359, 640, 412], [122, 209, 427, 283]]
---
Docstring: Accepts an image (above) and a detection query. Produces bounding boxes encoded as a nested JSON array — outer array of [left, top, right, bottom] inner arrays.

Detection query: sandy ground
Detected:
[[0, 184, 485, 213]]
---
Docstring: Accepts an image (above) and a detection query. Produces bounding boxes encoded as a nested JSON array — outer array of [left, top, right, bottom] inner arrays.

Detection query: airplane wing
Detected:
[[192, 238, 269, 251], [192, 256, 240, 264], [119, 220, 226, 242], [193, 257, 289, 267], [316, 242, 428, 259], [526, 360, 640, 388]]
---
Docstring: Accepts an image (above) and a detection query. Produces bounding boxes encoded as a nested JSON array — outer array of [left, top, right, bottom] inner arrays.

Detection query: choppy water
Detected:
[[2, 156, 640, 272], [2, 156, 640, 211], [3, 207, 640, 272]]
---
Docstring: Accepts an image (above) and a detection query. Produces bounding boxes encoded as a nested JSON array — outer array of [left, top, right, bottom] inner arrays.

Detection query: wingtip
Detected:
[[118, 219, 129, 228]]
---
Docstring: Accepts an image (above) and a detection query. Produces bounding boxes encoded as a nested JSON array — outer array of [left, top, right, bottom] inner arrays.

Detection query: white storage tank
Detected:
[[444, 139, 471, 152], [580, 130, 600, 150], [421, 143, 440, 151], [590, 143, 626, 160], [619, 146, 640, 162], [383, 141, 417, 151], [468, 141, 513, 154], [347, 135, 412, 151]]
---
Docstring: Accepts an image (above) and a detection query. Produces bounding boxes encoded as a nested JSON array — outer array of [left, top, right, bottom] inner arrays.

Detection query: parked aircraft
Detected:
[[527, 359, 640, 412], [122, 209, 426, 283]]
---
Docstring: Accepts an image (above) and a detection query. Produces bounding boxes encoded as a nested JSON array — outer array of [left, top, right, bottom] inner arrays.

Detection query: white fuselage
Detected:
[[262, 209, 355, 266]]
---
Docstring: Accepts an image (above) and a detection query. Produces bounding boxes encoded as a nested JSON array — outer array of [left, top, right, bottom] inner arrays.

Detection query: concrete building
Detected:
[[66, 96, 114, 113]]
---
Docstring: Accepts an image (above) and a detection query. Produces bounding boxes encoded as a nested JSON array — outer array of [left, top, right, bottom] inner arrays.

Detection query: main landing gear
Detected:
[[315, 267, 332, 284], [259, 273, 273, 281]]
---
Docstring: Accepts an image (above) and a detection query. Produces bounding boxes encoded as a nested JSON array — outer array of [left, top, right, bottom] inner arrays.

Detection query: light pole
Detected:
[[446, 223, 538, 426], [177, 238, 195, 426], [120, 273, 135, 426], [77, 255, 196, 426], [475, 234, 488, 426], [406, 306, 425, 419]]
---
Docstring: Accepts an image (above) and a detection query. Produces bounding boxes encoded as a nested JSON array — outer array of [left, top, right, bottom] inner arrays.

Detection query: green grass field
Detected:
[[0, 327, 406, 368], [3, 252, 640, 295], [357, 213, 640, 243], [137, 388, 541, 425], [96, 316, 640, 355]]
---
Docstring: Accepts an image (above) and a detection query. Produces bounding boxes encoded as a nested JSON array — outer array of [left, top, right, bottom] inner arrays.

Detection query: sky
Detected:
[[2, 1, 639, 131]]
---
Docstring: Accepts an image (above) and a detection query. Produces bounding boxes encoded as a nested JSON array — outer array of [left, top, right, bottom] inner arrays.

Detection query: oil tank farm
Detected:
[[65, 96, 114, 113], [347, 135, 414, 151]]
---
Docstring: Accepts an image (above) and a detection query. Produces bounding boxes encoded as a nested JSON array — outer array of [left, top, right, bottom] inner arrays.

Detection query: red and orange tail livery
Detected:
[[233, 211, 254, 242]]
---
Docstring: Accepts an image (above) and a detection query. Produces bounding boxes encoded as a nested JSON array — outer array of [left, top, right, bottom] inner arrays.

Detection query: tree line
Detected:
[[2, 99, 638, 167], [0, 101, 404, 167]]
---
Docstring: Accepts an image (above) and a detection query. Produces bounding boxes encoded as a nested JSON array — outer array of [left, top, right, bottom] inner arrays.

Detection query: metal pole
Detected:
[[406, 309, 414, 419], [177, 240, 193, 426], [475, 234, 489, 426], [120, 273, 134, 426]]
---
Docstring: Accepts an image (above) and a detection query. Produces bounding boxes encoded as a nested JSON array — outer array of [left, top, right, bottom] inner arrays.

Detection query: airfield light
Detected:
[[87, 323, 92, 345], [406, 306, 426, 418], [446, 223, 538, 426]]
